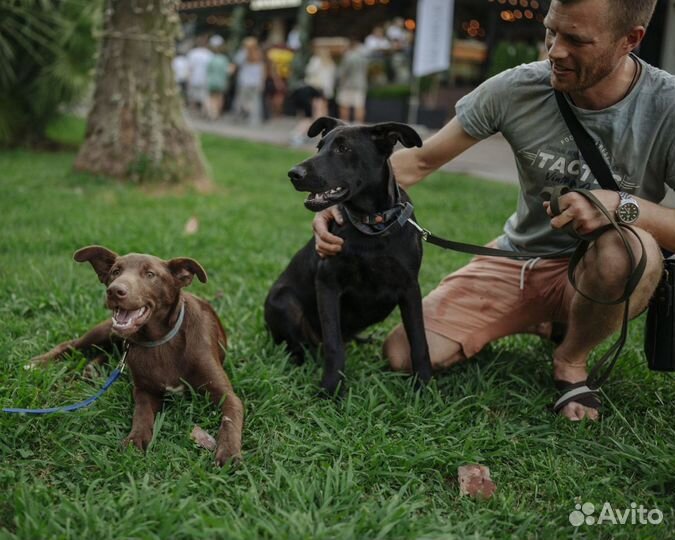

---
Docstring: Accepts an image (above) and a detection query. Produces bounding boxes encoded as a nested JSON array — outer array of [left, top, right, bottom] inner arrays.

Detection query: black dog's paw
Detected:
[[288, 351, 306, 366], [412, 369, 433, 390], [318, 376, 346, 399]]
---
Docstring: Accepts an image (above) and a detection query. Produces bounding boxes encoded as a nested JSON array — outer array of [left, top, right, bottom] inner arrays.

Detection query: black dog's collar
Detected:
[[339, 163, 414, 236], [341, 201, 414, 236]]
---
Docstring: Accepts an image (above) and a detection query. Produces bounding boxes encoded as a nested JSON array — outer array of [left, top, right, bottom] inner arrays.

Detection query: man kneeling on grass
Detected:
[[312, 0, 675, 421]]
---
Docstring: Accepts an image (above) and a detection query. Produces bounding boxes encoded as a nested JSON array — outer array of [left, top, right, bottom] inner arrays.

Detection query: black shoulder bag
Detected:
[[555, 90, 675, 372]]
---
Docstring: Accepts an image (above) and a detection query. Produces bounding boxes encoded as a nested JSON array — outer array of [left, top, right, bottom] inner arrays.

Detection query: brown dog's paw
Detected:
[[26, 353, 57, 369], [27, 343, 73, 369], [121, 430, 153, 452], [82, 363, 101, 380], [214, 448, 242, 468]]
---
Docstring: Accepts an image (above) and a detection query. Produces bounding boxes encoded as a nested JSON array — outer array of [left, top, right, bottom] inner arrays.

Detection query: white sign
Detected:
[[250, 0, 301, 10], [413, 0, 454, 77]]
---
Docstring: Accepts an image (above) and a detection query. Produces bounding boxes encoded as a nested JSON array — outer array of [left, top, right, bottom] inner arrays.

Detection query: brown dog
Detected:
[[30, 246, 243, 466]]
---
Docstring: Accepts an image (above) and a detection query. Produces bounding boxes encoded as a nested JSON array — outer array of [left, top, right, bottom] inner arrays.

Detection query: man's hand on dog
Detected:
[[544, 189, 621, 236], [313, 206, 345, 257]]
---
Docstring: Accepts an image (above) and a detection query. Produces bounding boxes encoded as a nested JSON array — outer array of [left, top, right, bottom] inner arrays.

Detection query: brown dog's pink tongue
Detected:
[[115, 309, 131, 323], [115, 308, 143, 324]]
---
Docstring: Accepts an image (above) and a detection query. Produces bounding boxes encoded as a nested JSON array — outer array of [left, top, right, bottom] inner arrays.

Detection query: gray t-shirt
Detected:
[[455, 59, 675, 253]]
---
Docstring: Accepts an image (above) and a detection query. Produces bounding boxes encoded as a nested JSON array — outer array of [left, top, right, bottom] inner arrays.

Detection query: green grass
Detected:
[[1, 118, 674, 540]]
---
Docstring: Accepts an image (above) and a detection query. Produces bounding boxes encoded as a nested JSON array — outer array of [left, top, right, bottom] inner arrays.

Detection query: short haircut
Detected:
[[555, 0, 658, 35]]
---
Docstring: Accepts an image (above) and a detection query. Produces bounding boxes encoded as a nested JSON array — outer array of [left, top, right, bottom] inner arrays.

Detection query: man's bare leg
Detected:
[[554, 228, 662, 421], [384, 325, 465, 372]]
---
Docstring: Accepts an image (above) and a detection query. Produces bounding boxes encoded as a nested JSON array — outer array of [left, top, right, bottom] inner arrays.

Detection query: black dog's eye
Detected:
[[146, 271, 155, 279], [336, 143, 350, 153]]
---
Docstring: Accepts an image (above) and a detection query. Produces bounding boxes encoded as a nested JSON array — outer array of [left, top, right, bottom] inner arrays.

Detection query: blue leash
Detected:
[[2, 344, 128, 415]]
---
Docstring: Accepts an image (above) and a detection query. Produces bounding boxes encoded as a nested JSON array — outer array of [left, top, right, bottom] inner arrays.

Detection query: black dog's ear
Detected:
[[307, 116, 345, 138], [167, 257, 208, 288], [369, 122, 423, 151], [73, 245, 119, 284]]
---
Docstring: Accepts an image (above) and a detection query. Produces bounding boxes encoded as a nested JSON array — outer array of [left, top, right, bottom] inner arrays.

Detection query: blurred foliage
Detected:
[[487, 41, 539, 78], [367, 76, 434, 100], [0, 0, 101, 147], [367, 83, 411, 100]]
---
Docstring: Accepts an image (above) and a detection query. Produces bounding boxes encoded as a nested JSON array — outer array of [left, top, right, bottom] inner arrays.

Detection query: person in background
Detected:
[[233, 37, 266, 126], [288, 45, 336, 146], [186, 35, 213, 115], [385, 17, 410, 50], [205, 35, 231, 121], [304, 46, 336, 119], [286, 24, 301, 51], [336, 38, 369, 123], [264, 51, 287, 120], [386, 17, 413, 83], [171, 48, 189, 106], [364, 26, 391, 57]]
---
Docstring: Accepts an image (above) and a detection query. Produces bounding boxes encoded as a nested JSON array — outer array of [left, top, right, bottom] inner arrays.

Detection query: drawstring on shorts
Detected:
[[519, 257, 542, 290]]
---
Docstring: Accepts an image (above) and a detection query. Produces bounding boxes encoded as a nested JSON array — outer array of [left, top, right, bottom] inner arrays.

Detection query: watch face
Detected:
[[618, 202, 639, 223]]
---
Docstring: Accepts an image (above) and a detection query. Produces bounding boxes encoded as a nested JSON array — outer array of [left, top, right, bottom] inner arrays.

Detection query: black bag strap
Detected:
[[554, 90, 620, 191]]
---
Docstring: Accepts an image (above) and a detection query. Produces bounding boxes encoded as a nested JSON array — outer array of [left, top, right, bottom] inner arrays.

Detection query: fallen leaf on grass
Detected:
[[191, 425, 216, 451], [184, 216, 199, 235], [458, 464, 496, 499]]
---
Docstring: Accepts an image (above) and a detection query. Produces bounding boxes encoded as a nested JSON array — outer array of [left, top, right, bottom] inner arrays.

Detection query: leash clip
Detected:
[[118, 341, 130, 373], [407, 218, 430, 241]]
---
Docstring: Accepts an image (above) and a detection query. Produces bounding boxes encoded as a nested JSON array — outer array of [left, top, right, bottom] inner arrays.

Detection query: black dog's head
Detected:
[[287, 117, 422, 212]]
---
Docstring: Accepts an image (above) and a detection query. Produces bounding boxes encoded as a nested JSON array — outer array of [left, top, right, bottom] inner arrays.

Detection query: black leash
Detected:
[[407, 184, 646, 389]]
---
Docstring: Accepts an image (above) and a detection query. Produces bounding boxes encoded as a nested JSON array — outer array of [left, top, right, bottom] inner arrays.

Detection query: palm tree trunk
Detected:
[[75, 0, 208, 185]]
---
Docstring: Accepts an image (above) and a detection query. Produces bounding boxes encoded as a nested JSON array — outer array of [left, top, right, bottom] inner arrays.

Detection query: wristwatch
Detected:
[[616, 191, 640, 224]]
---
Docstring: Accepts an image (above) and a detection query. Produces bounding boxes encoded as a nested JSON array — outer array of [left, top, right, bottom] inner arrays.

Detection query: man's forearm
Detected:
[[635, 198, 675, 252], [390, 116, 480, 188]]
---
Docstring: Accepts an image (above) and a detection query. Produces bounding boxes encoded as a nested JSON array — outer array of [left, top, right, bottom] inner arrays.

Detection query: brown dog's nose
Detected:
[[288, 166, 306, 182], [107, 283, 128, 299]]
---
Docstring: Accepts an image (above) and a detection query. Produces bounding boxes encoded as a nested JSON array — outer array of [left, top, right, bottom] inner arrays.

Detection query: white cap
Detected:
[[209, 35, 224, 48]]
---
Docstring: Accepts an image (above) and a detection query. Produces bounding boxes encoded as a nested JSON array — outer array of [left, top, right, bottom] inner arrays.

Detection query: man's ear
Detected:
[[307, 116, 345, 138], [73, 245, 119, 283], [623, 24, 646, 54], [167, 258, 208, 288], [369, 122, 423, 152]]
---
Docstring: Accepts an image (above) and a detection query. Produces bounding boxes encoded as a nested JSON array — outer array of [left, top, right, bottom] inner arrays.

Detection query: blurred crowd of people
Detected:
[[172, 17, 413, 144]]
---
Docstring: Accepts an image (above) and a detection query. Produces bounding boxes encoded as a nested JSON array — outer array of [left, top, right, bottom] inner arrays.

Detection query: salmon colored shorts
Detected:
[[423, 250, 573, 359]]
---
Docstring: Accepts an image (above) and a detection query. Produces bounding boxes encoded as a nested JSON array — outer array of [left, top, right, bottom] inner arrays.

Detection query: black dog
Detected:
[[264, 117, 432, 395]]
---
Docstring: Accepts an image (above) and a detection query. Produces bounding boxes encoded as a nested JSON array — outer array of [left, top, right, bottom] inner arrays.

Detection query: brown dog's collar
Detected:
[[130, 301, 185, 348]]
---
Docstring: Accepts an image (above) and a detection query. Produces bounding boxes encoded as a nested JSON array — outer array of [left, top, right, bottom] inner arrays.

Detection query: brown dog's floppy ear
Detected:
[[168, 258, 208, 288], [73, 245, 119, 283], [370, 122, 423, 150], [307, 116, 345, 138]]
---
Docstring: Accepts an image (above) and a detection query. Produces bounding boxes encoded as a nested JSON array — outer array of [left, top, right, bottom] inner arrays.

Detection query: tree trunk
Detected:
[[75, 0, 208, 185]]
